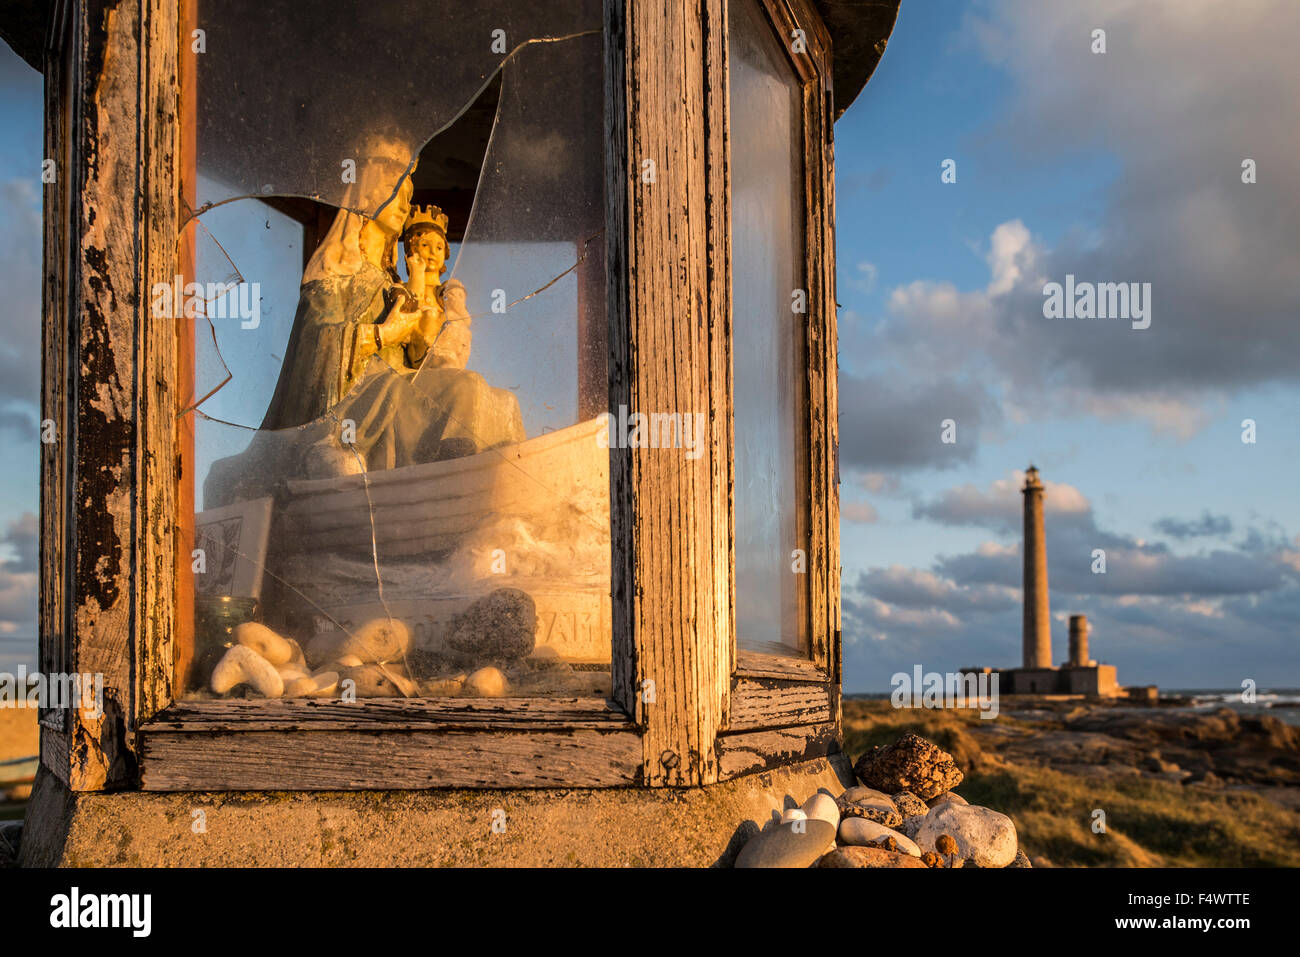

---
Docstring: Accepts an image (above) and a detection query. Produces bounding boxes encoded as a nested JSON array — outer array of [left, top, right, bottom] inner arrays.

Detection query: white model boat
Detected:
[[280, 416, 610, 557]]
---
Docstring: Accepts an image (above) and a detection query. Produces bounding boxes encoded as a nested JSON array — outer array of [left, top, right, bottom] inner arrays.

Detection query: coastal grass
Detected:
[[843, 699, 1300, 868]]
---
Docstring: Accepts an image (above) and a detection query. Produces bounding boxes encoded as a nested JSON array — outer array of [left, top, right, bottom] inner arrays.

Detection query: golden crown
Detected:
[[405, 204, 449, 235]]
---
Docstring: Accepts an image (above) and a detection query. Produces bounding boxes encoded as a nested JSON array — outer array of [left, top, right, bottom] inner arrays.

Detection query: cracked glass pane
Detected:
[[189, 0, 599, 218], [178, 7, 610, 702]]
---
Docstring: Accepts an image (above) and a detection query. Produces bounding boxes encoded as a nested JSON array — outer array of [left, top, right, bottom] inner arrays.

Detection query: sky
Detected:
[[0, 39, 40, 673], [0, 0, 1297, 689], [833, 0, 1300, 691]]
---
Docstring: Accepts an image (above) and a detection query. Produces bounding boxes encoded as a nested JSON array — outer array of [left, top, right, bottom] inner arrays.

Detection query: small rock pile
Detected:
[[735, 732, 1031, 868]]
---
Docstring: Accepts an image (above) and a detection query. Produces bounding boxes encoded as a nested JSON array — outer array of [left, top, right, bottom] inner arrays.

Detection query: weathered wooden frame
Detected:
[[39, 0, 841, 792], [717, 0, 841, 778]]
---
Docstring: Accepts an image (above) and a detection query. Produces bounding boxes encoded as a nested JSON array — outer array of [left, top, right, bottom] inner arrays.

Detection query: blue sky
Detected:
[[833, 0, 1300, 690], [1, 0, 1297, 689], [0, 40, 40, 673]]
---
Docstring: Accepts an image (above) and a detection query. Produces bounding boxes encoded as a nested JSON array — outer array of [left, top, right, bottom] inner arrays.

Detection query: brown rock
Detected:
[[854, 733, 963, 800], [816, 846, 927, 869]]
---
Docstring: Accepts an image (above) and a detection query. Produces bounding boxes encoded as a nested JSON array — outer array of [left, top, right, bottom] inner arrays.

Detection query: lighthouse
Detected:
[[1022, 466, 1052, 669], [958, 465, 1139, 699]]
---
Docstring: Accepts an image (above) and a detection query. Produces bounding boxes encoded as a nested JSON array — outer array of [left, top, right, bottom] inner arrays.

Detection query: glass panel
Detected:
[[729, 0, 808, 654], [175, 4, 610, 701], [190, 0, 600, 218]]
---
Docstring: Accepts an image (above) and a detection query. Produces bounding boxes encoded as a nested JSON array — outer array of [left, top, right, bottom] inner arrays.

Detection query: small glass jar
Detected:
[[194, 596, 260, 691]]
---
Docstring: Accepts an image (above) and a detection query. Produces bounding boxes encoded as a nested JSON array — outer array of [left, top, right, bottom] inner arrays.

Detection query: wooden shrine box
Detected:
[[5, 0, 899, 866]]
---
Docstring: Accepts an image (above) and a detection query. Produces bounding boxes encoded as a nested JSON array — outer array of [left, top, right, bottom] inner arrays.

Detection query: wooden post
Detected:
[[43, 0, 180, 789], [608, 0, 733, 786], [172, 0, 197, 700], [38, 1, 75, 786]]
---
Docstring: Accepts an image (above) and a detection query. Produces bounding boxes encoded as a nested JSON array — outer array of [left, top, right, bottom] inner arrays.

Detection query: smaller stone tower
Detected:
[[1068, 614, 1090, 667]]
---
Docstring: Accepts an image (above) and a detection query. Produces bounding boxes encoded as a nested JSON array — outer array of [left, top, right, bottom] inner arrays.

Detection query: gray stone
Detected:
[[446, 588, 537, 662], [927, 790, 968, 809], [901, 813, 926, 840], [735, 819, 836, 868], [837, 786, 901, 827], [842, 785, 893, 805], [915, 804, 1019, 868], [893, 789, 929, 838], [837, 800, 902, 828], [891, 790, 929, 818], [838, 817, 921, 856], [1008, 848, 1033, 868]]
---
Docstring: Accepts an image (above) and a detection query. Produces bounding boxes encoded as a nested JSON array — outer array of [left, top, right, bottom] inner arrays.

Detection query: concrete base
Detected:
[[18, 755, 853, 867]]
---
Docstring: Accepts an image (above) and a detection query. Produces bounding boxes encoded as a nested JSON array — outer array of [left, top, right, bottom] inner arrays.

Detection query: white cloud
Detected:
[[913, 470, 1090, 532], [842, 501, 879, 524], [985, 219, 1036, 296], [846, 260, 878, 293]]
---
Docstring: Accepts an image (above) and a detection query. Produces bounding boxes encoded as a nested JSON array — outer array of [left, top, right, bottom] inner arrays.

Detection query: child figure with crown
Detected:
[[398, 205, 472, 370]]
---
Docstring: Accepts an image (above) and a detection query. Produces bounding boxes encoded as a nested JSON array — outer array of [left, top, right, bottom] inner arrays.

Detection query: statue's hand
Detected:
[[378, 296, 422, 348]]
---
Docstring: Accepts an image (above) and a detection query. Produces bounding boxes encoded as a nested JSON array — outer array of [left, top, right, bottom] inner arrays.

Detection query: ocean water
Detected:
[[845, 688, 1300, 727], [1165, 689, 1300, 727]]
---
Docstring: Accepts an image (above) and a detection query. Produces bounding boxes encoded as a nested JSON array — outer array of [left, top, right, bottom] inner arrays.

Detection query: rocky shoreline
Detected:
[[964, 698, 1300, 806]]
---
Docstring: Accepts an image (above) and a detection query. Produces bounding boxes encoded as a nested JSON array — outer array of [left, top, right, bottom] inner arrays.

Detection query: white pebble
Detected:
[[285, 671, 339, 698], [277, 664, 310, 683], [466, 666, 508, 697], [838, 817, 922, 856], [211, 645, 283, 698], [801, 791, 841, 828], [234, 622, 294, 666], [308, 618, 411, 666]]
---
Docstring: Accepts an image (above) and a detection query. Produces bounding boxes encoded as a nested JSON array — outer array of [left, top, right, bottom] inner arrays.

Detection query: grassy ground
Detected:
[[843, 699, 1300, 867], [0, 708, 37, 821]]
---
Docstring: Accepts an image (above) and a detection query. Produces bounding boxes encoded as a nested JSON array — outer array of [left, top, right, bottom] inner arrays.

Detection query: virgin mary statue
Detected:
[[203, 138, 524, 509], [261, 141, 419, 432]]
